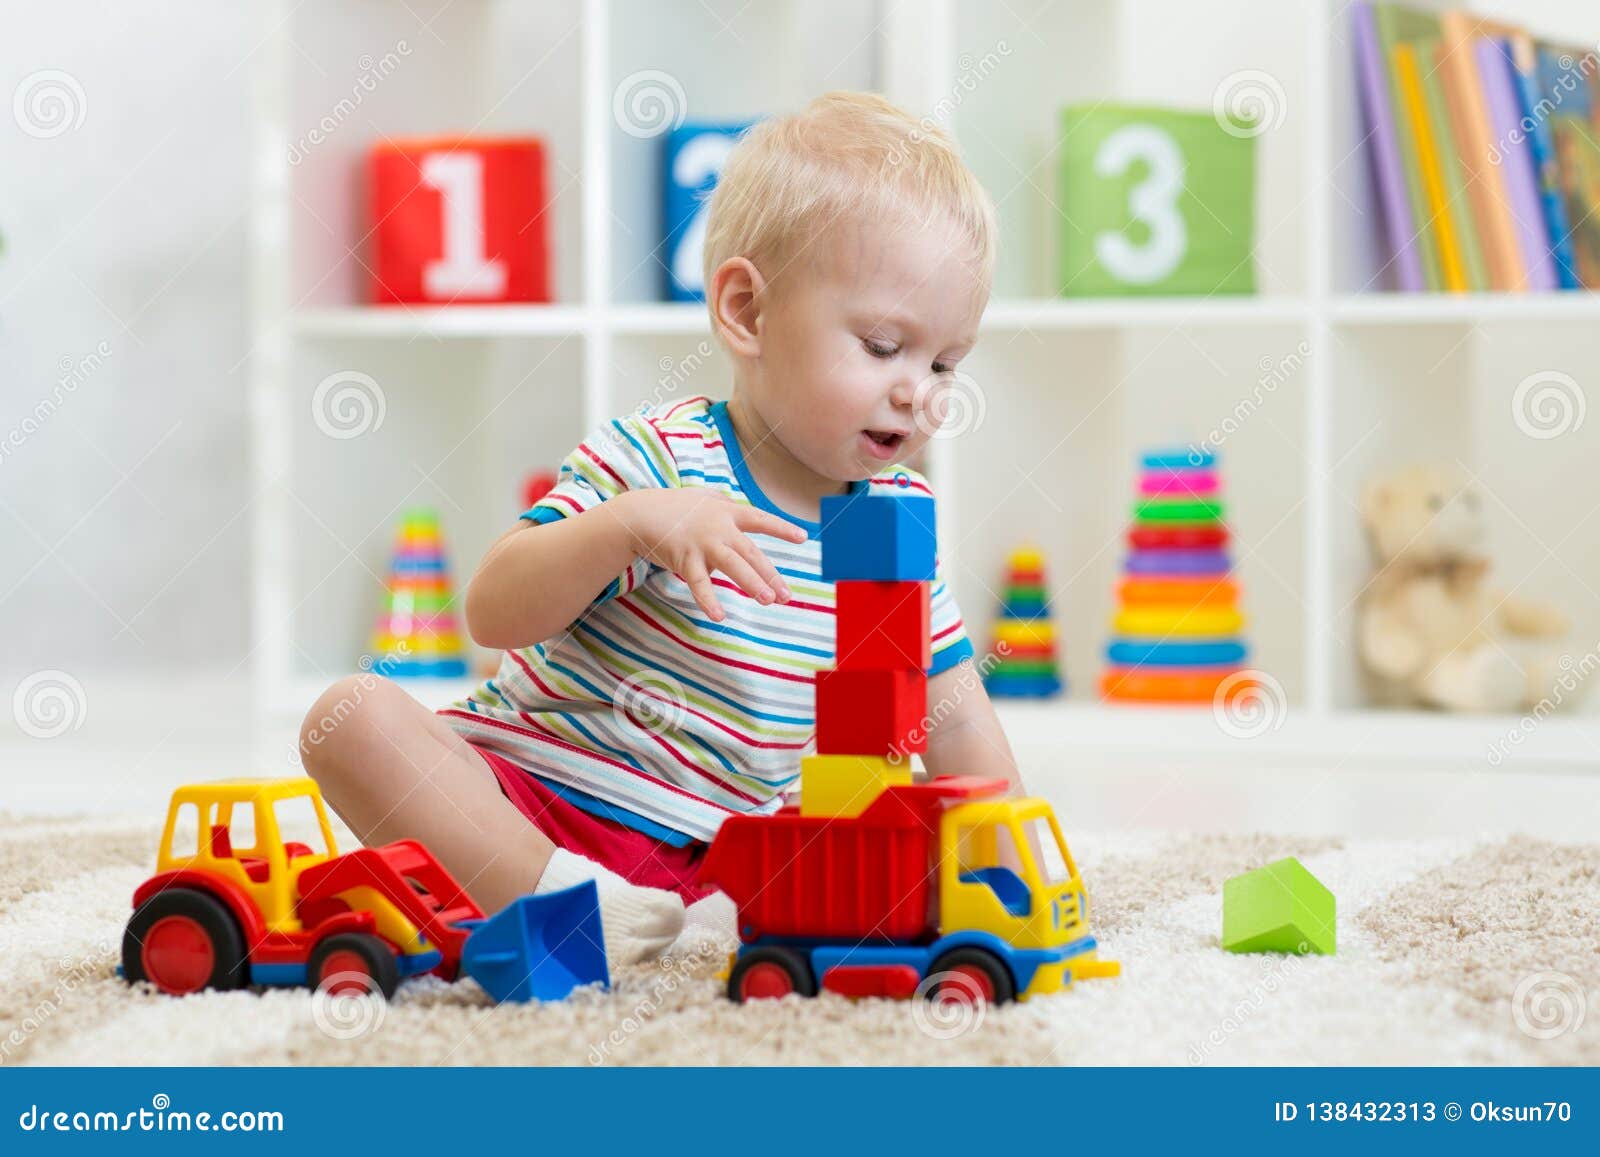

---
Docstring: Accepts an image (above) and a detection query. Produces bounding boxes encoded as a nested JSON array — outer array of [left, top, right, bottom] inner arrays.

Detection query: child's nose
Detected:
[[889, 375, 917, 409]]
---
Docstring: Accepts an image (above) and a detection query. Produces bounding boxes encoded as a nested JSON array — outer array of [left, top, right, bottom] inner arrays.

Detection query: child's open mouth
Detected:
[[860, 428, 907, 460]]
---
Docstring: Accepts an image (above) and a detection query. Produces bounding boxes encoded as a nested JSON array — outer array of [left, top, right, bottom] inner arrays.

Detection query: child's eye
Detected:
[[932, 361, 954, 375], [863, 338, 899, 359]]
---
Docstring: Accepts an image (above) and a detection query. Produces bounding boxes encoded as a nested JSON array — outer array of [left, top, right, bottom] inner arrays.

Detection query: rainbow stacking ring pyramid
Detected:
[[1101, 449, 1256, 704], [983, 544, 1063, 698], [801, 492, 937, 818], [370, 507, 468, 678]]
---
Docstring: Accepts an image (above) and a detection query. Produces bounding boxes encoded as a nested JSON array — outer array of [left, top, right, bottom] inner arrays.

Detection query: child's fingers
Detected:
[[713, 545, 775, 605], [682, 561, 725, 621], [734, 505, 808, 543], [731, 534, 790, 602]]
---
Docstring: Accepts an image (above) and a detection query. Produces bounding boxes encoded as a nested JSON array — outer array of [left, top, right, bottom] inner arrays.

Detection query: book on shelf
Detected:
[[1352, 4, 1599, 294]]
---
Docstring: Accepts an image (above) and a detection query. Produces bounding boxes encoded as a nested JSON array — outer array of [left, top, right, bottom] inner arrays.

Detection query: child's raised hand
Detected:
[[610, 489, 808, 621]]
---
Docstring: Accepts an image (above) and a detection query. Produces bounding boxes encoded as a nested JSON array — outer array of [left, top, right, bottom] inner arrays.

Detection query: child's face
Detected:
[[749, 211, 986, 483]]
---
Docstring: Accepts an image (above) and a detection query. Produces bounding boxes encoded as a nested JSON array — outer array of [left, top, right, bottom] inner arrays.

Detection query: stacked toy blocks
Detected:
[[370, 507, 468, 678], [803, 493, 937, 818], [1101, 448, 1255, 703], [983, 544, 1064, 698]]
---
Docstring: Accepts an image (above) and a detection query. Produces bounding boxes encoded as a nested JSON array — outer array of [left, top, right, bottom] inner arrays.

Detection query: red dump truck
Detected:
[[698, 775, 1117, 1004]]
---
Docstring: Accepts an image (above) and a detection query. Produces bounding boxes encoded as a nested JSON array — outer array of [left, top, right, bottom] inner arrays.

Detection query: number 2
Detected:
[[1092, 124, 1187, 285], [671, 132, 739, 295]]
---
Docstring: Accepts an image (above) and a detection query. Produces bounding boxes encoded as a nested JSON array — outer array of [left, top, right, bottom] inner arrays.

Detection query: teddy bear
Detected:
[[1357, 464, 1582, 712]]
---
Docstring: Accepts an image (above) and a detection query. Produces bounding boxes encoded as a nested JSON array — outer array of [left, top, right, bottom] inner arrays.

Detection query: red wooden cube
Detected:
[[368, 137, 550, 305], [815, 668, 927, 757], [834, 580, 930, 670]]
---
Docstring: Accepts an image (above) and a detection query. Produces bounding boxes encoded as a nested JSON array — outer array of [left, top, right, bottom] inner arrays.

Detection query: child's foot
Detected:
[[535, 848, 685, 971]]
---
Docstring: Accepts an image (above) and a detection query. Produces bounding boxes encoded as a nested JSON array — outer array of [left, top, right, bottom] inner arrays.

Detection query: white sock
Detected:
[[536, 848, 685, 971]]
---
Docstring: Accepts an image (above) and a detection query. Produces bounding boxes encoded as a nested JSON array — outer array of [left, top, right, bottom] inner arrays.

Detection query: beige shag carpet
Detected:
[[1, 812, 1595, 1066]]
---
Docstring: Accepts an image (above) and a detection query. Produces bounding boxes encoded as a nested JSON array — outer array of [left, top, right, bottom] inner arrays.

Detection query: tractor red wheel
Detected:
[[727, 947, 816, 1003], [122, 888, 248, 995], [928, 947, 1015, 1007], [309, 933, 400, 1001]]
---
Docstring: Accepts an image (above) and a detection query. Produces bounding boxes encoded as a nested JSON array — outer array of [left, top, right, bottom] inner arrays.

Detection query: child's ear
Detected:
[[709, 257, 764, 357]]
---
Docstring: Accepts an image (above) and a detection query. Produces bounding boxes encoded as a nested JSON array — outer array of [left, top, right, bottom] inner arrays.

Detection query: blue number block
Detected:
[[663, 121, 753, 302], [820, 494, 937, 582]]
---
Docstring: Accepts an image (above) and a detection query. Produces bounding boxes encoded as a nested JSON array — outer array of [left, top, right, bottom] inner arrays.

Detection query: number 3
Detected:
[[1093, 124, 1187, 285]]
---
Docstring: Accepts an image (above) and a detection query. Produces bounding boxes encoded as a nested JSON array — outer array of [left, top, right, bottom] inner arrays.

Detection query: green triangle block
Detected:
[[1222, 856, 1335, 956]]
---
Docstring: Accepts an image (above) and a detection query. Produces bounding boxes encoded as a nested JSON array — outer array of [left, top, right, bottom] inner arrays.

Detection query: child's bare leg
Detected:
[[297, 675, 554, 913], [297, 676, 684, 963]]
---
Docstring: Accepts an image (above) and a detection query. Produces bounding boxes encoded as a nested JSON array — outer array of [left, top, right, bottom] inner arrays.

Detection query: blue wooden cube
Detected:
[[820, 494, 936, 582], [663, 121, 753, 302]]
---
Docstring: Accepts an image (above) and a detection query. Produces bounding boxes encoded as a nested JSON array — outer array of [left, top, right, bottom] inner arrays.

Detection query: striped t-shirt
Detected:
[[440, 396, 973, 843]]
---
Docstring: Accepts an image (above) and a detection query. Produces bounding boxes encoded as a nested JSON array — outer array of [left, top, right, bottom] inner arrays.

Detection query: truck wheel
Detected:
[[123, 888, 248, 996], [309, 933, 400, 1001], [727, 947, 816, 1002], [928, 947, 1015, 1007]]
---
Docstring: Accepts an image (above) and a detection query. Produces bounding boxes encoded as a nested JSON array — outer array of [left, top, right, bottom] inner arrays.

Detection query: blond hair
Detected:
[[701, 91, 997, 303]]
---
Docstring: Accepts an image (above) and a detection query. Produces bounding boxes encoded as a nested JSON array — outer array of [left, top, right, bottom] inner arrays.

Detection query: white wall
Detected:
[[0, 1, 253, 677]]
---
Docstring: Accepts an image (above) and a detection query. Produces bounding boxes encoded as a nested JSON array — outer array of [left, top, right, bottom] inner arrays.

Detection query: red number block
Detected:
[[834, 581, 930, 670], [368, 137, 550, 305], [815, 668, 927, 756]]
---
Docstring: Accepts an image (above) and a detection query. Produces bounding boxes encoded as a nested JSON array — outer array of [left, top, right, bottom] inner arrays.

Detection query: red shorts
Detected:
[[471, 744, 716, 905]]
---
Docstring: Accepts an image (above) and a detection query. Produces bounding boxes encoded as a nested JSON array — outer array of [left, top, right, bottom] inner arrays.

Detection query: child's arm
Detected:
[[919, 664, 1024, 793], [465, 489, 806, 650]]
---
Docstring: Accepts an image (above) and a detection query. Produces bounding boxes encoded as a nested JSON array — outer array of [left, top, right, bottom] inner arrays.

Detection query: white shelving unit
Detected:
[[251, 0, 1600, 771]]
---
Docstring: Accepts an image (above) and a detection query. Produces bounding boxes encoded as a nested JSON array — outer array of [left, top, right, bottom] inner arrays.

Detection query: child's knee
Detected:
[[298, 674, 401, 779]]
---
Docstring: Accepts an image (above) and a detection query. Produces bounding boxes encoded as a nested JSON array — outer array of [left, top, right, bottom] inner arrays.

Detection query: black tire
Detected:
[[308, 932, 400, 1001], [727, 946, 816, 1003], [122, 887, 248, 995], [927, 946, 1016, 1006]]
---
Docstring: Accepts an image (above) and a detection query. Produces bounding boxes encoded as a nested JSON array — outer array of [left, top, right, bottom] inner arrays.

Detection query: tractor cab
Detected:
[[158, 779, 339, 932]]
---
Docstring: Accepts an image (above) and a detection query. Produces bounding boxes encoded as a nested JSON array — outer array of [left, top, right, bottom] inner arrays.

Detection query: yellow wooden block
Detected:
[[799, 754, 911, 818]]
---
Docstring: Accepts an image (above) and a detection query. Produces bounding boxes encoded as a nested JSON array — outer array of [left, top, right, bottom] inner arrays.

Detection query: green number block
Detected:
[[1058, 104, 1256, 297], [1222, 857, 1335, 956]]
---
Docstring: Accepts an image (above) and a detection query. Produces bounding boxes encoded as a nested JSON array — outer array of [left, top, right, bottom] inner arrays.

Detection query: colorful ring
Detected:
[[1106, 639, 1248, 667], [1100, 666, 1255, 702], [992, 620, 1055, 648], [1139, 470, 1219, 497], [1128, 524, 1229, 550], [1143, 449, 1214, 470], [1125, 549, 1231, 576], [1117, 577, 1239, 607], [1113, 607, 1244, 636], [1135, 499, 1224, 523]]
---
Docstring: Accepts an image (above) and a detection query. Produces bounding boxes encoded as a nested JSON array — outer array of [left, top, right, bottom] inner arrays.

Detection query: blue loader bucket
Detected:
[[458, 880, 610, 1003]]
